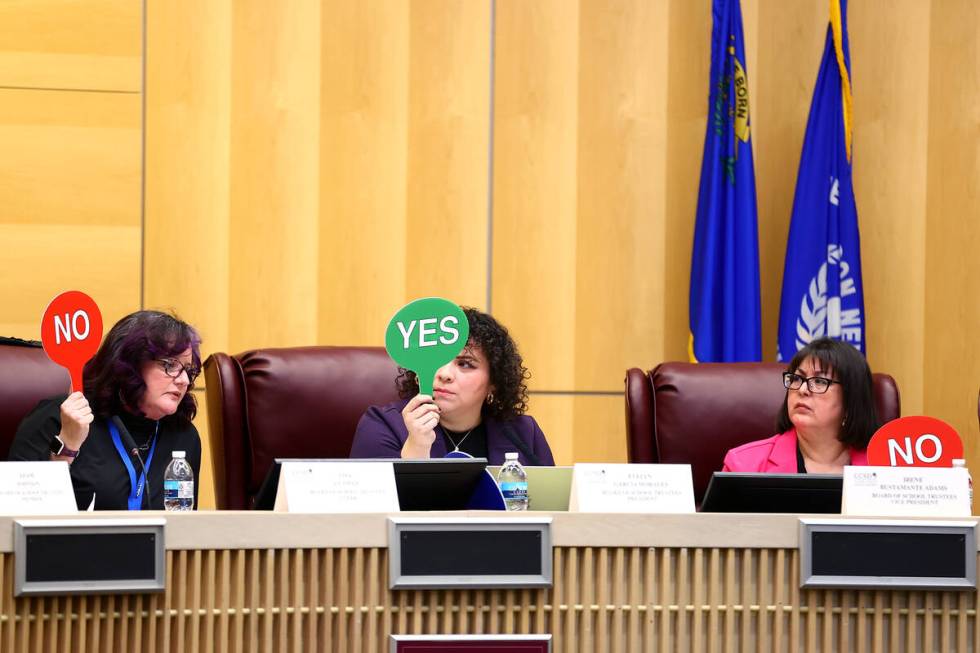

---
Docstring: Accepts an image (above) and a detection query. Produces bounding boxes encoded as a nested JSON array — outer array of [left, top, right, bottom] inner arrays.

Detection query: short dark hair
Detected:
[[396, 307, 529, 421], [82, 310, 202, 421], [776, 337, 880, 448]]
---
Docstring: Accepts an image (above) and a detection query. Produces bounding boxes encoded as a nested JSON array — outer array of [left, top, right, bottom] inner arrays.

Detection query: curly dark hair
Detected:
[[395, 307, 529, 420], [776, 337, 880, 448], [82, 310, 202, 421]]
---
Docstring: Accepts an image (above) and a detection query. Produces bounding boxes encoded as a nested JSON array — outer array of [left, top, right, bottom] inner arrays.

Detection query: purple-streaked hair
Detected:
[[82, 310, 202, 421]]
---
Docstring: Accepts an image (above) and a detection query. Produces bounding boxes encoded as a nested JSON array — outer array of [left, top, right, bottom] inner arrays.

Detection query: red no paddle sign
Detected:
[[866, 416, 963, 468]]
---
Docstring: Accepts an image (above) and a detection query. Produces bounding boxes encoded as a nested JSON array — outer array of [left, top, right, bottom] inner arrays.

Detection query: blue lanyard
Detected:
[[108, 419, 160, 511]]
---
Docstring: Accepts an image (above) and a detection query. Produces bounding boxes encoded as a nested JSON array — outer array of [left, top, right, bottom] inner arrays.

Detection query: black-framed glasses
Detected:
[[782, 372, 840, 394], [157, 358, 200, 383]]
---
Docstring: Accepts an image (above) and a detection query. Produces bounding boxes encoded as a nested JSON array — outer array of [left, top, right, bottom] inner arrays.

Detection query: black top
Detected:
[[796, 442, 807, 474], [9, 396, 202, 510], [439, 422, 488, 460]]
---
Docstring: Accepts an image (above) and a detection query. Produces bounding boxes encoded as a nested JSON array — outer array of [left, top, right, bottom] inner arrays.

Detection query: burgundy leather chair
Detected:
[[204, 346, 401, 510], [0, 338, 70, 458], [625, 362, 901, 504]]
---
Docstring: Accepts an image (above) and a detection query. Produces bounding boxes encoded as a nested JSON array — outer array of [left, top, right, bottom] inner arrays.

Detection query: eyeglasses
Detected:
[[157, 358, 200, 383], [782, 372, 840, 394]]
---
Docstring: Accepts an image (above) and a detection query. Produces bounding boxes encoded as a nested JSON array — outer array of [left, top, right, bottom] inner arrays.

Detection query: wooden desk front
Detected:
[[0, 512, 975, 652]]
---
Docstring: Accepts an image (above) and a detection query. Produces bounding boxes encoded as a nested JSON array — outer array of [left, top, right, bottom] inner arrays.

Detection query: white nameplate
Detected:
[[274, 461, 399, 513], [568, 463, 695, 513], [842, 465, 971, 517], [0, 462, 76, 514]]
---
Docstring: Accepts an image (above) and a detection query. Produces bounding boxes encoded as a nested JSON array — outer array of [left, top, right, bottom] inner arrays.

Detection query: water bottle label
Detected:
[[163, 479, 179, 500], [500, 482, 528, 500], [178, 481, 194, 498]]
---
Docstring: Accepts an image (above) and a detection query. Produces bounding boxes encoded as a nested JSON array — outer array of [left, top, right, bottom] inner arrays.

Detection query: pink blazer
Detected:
[[722, 428, 868, 473]]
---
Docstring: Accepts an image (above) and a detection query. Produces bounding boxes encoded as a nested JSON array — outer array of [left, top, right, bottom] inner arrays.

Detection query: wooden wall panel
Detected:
[[752, 0, 825, 361], [662, 0, 711, 363], [0, 89, 141, 228], [144, 0, 231, 357], [574, 0, 667, 391], [190, 388, 216, 510], [319, 2, 409, 346], [405, 1, 491, 310], [492, 0, 579, 392], [228, 1, 321, 354], [528, 395, 624, 465], [850, 0, 932, 415], [924, 0, 980, 485], [0, 89, 140, 339], [0, 0, 139, 92]]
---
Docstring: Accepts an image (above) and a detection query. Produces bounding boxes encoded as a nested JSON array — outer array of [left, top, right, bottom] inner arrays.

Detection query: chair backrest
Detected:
[[625, 361, 901, 504], [204, 346, 401, 509], [0, 338, 70, 458]]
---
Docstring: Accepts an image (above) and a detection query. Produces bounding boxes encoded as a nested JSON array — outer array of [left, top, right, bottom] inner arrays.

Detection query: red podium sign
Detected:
[[40, 291, 103, 392], [866, 416, 963, 468]]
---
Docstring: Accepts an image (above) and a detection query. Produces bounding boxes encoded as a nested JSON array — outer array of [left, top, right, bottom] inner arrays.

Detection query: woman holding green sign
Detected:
[[351, 308, 554, 466]]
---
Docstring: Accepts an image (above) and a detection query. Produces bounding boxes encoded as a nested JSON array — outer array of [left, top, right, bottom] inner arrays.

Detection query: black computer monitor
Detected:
[[700, 472, 843, 513], [252, 458, 489, 511]]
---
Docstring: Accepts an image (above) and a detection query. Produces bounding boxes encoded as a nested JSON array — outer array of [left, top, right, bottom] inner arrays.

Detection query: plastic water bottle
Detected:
[[953, 458, 973, 514], [163, 451, 194, 511], [496, 452, 528, 511]]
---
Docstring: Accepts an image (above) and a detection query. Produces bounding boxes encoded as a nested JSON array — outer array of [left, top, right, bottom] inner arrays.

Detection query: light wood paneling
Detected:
[[228, 0, 321, 353], [1, 542, 976, 652], [144, 0, 232, 357], [753, 0, 825, 360], [0, 224, 140, 339], [190, 388, 216, 510], [0, 88, 140, 339], [850, 0, 931, 415], [924, 0, 980, 486], [527, 394, 625, 465], [492, 0, 579, 391], [0, 89, 141, 228], [0, 0, 140, 92], [405, 1, 491, 309], [319, 1, 409, 346], [662, 0, 711, 363], [574, 0, 668, 390]]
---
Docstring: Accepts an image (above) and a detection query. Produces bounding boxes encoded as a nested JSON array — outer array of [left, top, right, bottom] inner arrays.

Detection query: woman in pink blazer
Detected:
[[722, 337, 879, 474]]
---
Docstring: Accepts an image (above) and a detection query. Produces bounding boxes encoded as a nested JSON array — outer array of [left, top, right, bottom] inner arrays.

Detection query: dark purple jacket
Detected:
[[350, 399, 555, 466]]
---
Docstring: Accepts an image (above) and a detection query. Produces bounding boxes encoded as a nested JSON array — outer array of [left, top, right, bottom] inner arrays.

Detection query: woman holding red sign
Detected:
[[10, 310, 203, 510], [722, 337, 880, 474], [351, 308, 554, 467]]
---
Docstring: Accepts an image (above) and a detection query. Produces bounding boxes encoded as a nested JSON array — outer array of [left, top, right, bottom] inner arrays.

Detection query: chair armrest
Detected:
[[625, 367, 658, 463]]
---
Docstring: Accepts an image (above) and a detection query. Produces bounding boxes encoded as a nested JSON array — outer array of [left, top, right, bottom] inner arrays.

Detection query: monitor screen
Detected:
[[700, 472, 843, 513]]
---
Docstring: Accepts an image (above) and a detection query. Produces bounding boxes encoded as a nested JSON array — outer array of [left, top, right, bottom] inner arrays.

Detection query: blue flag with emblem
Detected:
[[689, 0, 761, 363], [777, 0, 866, 361]]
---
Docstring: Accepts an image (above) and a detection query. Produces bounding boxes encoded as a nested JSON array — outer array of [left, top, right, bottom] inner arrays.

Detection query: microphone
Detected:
[[111, 416, 151, 510]]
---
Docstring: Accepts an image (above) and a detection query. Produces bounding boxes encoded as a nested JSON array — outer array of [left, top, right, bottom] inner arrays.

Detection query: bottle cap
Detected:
[[505, 452, 519, 461], [173, 451, 186, 458]]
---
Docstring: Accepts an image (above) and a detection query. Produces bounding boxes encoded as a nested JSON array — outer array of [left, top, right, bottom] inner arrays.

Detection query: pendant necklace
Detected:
[[444, 427, 475, 453]]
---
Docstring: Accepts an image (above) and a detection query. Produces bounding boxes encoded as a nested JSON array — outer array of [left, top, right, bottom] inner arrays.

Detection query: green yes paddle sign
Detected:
[[384, 298, 469, 395]]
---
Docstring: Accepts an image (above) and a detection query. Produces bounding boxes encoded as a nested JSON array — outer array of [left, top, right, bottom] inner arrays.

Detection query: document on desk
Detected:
[[274, 461, 400, 513], [568, 463, 695, 513], [842, 465, 971, 517], [0, 461, 76, 514]]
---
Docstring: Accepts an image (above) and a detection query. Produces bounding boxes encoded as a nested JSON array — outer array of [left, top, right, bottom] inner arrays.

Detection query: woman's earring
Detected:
[[486, 392, 495, 405]]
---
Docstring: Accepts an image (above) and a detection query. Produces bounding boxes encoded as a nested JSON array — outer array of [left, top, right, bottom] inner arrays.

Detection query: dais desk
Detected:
[[0, 511, 976, 652]]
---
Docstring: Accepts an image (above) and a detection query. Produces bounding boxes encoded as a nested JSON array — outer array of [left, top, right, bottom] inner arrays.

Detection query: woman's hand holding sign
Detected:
[[57, 391, 94, 454], [400, 393, 441, 458]]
